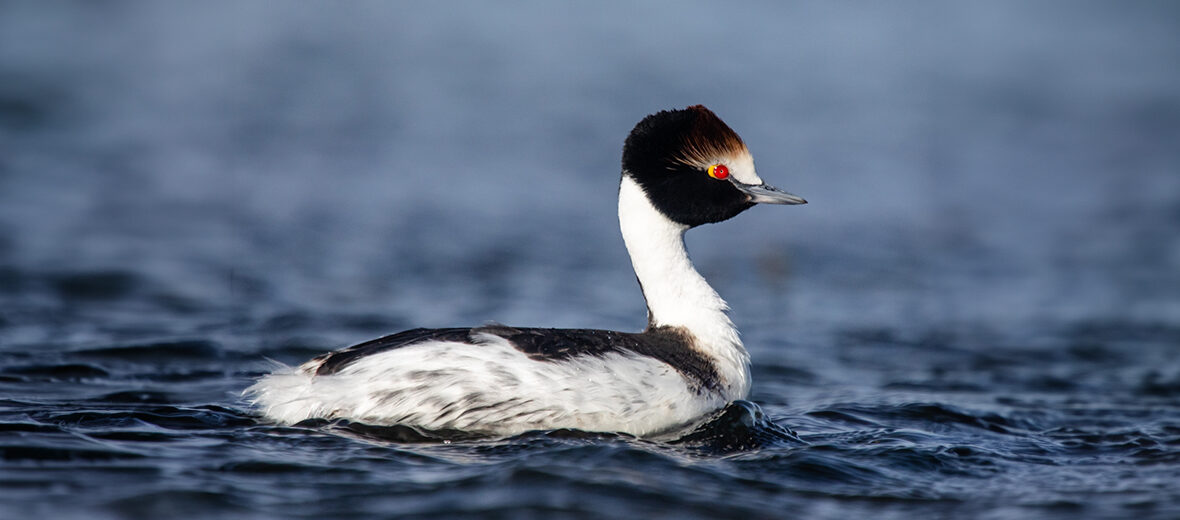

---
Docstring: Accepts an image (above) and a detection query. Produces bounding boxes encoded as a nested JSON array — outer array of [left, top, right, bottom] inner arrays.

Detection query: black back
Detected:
[[622, 106, 756, 227], [312, 327, 470, 375], [313, 325, 721, 393]]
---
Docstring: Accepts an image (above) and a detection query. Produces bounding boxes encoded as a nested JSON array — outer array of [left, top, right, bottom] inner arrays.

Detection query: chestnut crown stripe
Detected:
[[673, 105, 748, 169]]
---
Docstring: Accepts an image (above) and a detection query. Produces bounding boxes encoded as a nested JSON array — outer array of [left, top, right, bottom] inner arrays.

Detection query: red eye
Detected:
[[708, 164, 729, 180]]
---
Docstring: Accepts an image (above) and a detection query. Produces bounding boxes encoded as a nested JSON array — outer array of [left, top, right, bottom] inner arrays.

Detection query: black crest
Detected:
[[622, 105, 755, 227]]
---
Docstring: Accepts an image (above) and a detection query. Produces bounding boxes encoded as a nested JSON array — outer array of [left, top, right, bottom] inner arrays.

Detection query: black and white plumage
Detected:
[[247, 105, 806, 437]]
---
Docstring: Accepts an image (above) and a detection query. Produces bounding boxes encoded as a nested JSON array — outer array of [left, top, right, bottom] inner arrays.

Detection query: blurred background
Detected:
[[1, 0, 1178, 386], [1, 2, 1178, 518], [2, 1, 1176, 349]]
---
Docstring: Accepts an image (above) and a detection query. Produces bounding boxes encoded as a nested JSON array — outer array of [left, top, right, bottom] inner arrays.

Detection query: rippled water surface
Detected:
[[2, 2, 1179, 518]]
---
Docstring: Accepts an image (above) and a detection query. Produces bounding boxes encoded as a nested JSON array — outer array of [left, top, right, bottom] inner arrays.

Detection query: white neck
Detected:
[[617, 175, 750, 397]]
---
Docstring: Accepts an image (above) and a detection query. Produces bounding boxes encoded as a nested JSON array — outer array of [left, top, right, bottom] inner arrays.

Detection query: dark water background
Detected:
[[2, 2, 1179, 518]]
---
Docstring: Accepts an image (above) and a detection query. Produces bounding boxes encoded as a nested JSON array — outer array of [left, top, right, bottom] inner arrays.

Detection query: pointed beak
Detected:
[[730, 179, 807, 205]]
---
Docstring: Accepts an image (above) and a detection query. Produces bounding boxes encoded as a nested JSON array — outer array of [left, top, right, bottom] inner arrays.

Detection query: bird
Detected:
[[247, 105, 806, 438]]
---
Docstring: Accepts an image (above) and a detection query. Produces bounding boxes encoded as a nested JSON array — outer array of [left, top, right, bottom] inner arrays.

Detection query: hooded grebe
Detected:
[[247, 105, 806, 437]]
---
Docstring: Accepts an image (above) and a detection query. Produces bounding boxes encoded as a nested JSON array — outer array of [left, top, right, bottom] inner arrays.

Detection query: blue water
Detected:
[[2, 1, 1179, 518]]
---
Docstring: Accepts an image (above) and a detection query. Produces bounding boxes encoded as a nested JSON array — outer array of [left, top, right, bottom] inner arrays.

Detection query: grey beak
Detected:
[[731, 180, 807, 205]]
